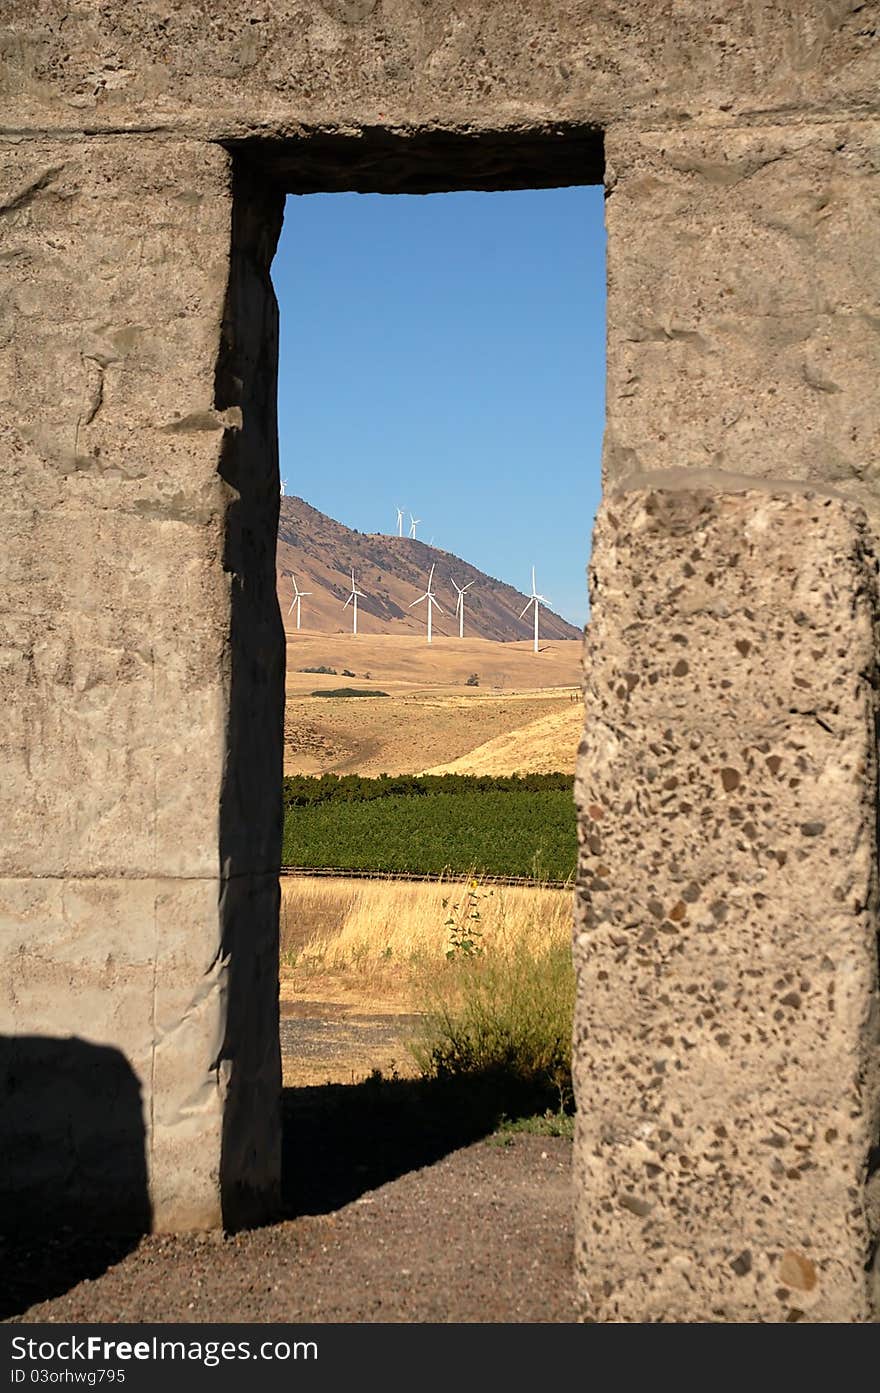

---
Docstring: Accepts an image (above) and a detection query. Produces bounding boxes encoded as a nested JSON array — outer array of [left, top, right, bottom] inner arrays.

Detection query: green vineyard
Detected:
[[281, 776, 577, 882]]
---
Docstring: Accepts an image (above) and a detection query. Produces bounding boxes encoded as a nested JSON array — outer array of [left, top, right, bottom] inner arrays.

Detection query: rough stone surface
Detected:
[[573, 486, 880, 1322], [0, 2, 878, 1305], [2, 3, 877, 142], [0, 139, 284, 1231], [603, 122, 880, 532]]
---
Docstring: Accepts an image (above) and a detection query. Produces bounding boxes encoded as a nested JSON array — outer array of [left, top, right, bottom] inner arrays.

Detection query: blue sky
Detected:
[[272, 185, 605, 627]]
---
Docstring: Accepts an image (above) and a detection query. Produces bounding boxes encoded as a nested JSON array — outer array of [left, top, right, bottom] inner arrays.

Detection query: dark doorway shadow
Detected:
[[0, 1036, 150, 1320], [281, 1069, 564, 1217]]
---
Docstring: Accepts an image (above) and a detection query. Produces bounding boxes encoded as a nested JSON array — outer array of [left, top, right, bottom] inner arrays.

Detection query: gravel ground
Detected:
[[6, 1135, 577, 1324]]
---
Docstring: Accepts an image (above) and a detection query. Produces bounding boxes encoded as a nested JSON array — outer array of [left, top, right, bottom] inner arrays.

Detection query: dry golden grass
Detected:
[[283, 633, 583, 775], [283, 689, 579, 776], [280, 875, 572, 993], [279, 875, 575, 1088], [285, 633, 583, 694], [424, 702, 585, 776]]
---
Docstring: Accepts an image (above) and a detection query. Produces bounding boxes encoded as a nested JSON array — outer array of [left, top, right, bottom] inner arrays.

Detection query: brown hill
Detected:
[[276, 495, 582, 642], [424, 703, 585, 777]]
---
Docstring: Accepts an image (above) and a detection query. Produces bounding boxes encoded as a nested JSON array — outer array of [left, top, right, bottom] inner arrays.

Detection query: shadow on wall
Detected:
[[214, 157, 286, 1230], [0, 1035, 150, 1320]]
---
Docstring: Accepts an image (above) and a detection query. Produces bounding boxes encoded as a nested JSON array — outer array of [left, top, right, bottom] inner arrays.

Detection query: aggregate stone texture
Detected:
[[573, 486, 880, 1322]]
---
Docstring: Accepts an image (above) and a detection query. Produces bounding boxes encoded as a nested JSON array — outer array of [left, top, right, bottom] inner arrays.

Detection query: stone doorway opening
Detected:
[[223, 127, 606, 1219]]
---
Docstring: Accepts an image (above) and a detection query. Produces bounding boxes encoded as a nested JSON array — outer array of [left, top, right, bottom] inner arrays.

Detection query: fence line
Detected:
[[279, 865, 573, 891]]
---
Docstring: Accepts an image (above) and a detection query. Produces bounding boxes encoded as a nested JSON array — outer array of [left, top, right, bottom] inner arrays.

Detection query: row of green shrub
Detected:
[[282, 787, 576, 881], [310, 688, 390, 698], [282, 771, 573, 810]]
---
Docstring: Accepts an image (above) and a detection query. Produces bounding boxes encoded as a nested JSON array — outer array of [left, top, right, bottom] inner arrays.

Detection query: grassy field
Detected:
[[282, 787, 576, 881], [285, 633, 582, 694], [425, 703, 585, 775], [280, 875, 575, 1104], [281, 874, 573, 976], [284, 689, 580, 776], [278, 635, 583, 1099]]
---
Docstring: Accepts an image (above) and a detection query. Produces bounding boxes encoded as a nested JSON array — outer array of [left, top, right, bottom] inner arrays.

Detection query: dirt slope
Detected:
[[284, 691, 575, 776], [424, 702, 585, 776], [282, 634, 583, 776]]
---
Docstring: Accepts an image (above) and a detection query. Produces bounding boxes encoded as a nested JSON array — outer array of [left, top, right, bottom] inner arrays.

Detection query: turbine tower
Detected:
[[409, 514, 421, 539], [410, 564, 442, 644], [451, 577, 475, 639], [343, 568, 366, 636], [396, 506, 405, 537], [287, 572, 311, 631], [520, 566, 549, 654]]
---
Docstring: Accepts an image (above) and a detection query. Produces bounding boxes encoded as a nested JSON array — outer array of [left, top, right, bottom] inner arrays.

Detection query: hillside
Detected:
[[277, 495, 582, 642], [424, 703, 584, 777], [282, 633, 583, 775], [284, 688, 579, 777]]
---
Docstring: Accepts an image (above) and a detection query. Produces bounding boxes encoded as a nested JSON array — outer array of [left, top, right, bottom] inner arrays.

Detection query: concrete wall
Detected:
[[0, 139, 284, 1230], [0, 1, 877, 1315]]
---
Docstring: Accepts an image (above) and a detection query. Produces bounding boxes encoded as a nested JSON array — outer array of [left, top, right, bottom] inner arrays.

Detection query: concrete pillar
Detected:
[[0, 140, 285, 1230], [573, 485, 880, 1321], [602, 120, 880, 527]]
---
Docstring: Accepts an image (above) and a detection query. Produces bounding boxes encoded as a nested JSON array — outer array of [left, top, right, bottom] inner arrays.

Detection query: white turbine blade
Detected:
[[427, 563, 435, 588], [409, 592, 428, 608], [287, 598, 296, 615], [519, 598, 534, 620], [531, 566, 537, 596], [455, 593, 462, 614], [462, 580, 475, 592], [429, 596, 443, 615], [300, 590, 312, 597], [343, 593, 353, 609], [535, 593, 550, 605]]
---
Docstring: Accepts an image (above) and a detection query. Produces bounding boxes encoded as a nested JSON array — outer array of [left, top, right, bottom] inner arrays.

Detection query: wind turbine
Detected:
[[520, 566, 549, 654], [280, 478, 286, 497], [410, 563, 443, 644], [396, 506, 405, 537], [287, 572, 311, 631], [451, 577, 475, 639], [409, 514, 421, 539], [343, 568, 366, 636]]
